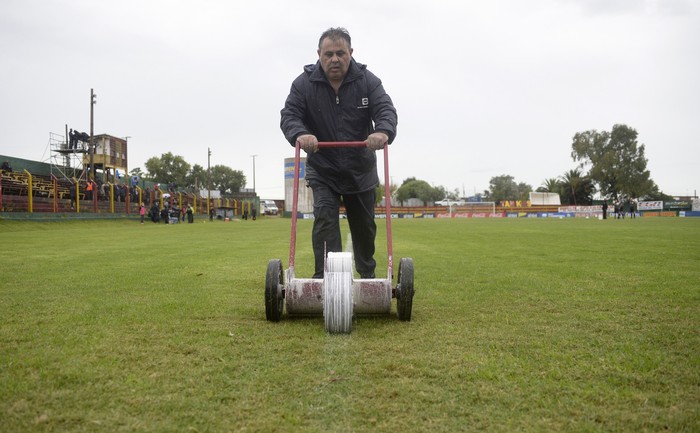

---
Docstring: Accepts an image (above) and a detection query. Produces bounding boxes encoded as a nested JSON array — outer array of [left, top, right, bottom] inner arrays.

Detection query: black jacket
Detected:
[[280, 59, 397, 194]]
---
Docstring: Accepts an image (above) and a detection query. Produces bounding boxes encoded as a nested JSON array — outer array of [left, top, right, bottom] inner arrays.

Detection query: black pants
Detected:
[[309, 181, 376, 278]]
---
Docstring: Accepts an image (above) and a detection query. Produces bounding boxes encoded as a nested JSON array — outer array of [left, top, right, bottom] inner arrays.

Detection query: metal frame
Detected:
[[284, 141, 395, 316]]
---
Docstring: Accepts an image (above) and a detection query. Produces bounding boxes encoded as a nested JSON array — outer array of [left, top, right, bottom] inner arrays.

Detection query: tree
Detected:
[[375, 183, 384, 205], [144, 152, 191, 187], [375, 181, 398, 205], [395, 177, 416, 205], [538, 177, 562, 195], [210, 165, 246, 195], [571, 124, 657, 200], [186, 164, 207, 190], [433, 185, 449, 201], [559, 168, 595, 205], [395, 177, 442, 205], [129, 167, 145, 179], [641, 185, 674, 201], [488, 175, 532, 204]]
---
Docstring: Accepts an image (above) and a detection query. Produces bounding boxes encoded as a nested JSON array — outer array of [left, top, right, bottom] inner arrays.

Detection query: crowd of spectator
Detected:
[[147, 200, 195, 224]]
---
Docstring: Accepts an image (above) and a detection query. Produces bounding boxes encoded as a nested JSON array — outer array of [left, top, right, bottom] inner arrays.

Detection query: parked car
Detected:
[[261, 199, 279, 215], [435, 199, 465, 206]]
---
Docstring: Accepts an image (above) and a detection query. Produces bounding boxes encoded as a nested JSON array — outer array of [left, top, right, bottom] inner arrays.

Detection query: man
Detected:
[[280, 27, 398, 279], [69, 181, 77, 209], [602, 200, 608, 219], [68, 129, 76, 150]]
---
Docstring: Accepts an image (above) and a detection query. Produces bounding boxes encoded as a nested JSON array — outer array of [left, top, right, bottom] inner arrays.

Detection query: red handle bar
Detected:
[[317, 141, 369, 148]]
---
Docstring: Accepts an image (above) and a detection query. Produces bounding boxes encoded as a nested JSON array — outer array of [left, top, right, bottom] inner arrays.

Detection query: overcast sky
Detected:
[[1, 0, 698, 199]]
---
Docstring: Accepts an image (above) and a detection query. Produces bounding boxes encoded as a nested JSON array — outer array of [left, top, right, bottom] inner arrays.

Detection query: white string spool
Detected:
[[324, 252, 353, 334]]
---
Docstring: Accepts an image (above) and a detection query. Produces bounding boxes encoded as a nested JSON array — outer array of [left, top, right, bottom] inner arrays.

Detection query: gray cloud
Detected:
[[1, 0, 698, 197]]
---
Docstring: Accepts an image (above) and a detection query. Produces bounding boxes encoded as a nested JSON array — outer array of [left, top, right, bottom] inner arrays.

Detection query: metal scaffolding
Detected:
[[49, 131, 88, 181]]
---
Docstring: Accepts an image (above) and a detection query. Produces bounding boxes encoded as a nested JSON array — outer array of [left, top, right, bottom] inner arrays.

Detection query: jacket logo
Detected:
[[362, 98, 369, 106]]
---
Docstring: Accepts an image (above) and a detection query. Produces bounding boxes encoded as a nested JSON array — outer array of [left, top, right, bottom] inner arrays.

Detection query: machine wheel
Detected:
[[396, 257, 414, 321], [265, 259, 284, 322], [324, 252, 353, 334]]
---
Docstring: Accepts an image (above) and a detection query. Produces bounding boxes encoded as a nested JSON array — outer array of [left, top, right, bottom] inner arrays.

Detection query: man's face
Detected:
[[317, 37, 353, 84]]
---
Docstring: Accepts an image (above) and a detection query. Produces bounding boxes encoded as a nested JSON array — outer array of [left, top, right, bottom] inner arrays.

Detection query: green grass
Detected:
[[1, 217, 699, 432]]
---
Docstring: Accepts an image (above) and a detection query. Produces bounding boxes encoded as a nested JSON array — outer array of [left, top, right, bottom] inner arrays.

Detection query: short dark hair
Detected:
[[318, 27, 351, 49]]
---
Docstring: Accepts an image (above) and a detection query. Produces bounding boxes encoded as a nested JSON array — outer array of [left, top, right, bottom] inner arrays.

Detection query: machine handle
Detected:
[[317, 141, 369, 148], [289, 140, 394, 278]]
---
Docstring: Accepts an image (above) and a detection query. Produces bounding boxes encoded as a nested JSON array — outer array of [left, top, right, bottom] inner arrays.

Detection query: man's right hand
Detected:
[[296, 134, 319, 153]]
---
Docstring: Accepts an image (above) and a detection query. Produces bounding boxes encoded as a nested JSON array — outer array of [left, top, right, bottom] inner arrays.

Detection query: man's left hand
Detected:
[[366, 132, 388, 151]]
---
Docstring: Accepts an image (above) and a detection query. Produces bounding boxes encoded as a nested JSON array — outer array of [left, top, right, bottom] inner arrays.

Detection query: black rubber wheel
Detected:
[[265, 259, 284, 322], [396, 257, 414, 321]]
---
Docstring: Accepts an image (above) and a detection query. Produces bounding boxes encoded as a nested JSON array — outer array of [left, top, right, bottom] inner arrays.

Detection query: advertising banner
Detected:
[[558, 205, 601, 213], [642, 211, 677, 217], [638, 201, 663, 211], [664, 201, 692, 210]]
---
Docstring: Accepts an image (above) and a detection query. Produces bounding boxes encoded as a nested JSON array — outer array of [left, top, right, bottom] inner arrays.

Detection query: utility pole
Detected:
[[251, 154, 257, 194], [122, 136, 131, 184], [207, 147, 212, 217], [89, 88, 96, 180]]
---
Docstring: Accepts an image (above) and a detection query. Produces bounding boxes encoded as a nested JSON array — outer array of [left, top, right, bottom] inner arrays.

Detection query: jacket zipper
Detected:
[[336, 95, 339, 105]]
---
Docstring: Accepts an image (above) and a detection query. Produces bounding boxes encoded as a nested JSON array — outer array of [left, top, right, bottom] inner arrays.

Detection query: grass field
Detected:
[[1, 216, 699, 432]]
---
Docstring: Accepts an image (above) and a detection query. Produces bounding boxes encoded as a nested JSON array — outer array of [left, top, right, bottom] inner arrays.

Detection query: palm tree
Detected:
[[560, 169, 595, 205], [539, 177, 561, 195]]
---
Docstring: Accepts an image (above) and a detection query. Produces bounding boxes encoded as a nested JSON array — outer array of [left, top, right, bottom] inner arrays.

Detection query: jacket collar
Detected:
[[307, 58, 365, 85]]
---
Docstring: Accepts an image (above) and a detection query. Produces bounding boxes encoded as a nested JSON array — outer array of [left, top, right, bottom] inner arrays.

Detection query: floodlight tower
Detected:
[[251, 154, 257, 194]]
